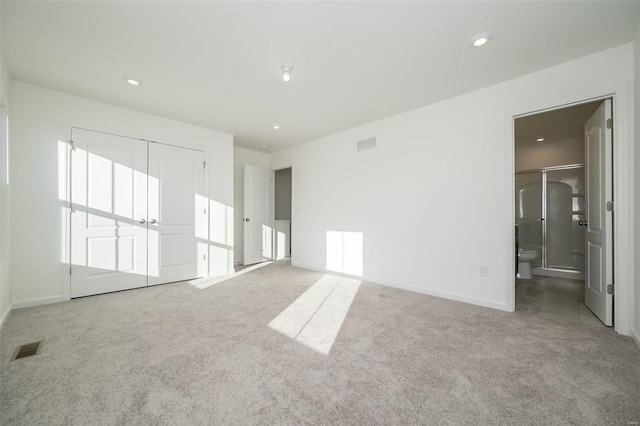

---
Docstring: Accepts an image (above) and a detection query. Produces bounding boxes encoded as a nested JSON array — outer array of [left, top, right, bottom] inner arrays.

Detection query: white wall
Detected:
[[0, 15, 12, 327], [270, 43, 635, 326], [10, 82, 234, 307], [515, 137, 584, 171], [633, 28, 640, 349], [233, 147, 268, 265]]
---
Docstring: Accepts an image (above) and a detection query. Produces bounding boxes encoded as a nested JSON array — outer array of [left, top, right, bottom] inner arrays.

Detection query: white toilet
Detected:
[[517, 249, 538, 279]]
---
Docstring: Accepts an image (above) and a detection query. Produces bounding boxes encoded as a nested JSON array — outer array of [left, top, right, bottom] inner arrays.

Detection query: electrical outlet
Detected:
[[480, 266, 489, 277]]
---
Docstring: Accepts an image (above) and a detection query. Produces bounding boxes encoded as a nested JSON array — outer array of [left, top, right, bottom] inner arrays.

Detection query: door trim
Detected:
[[71, 126, 205, 154], [506, 89, 633, 336]]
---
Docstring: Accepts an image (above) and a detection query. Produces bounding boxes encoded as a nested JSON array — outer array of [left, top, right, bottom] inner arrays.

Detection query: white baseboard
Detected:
[[631, 327, 640, 352], [12, 295, 66, 309], [0, 303, 13, 330], [291, 262, 510, 312]]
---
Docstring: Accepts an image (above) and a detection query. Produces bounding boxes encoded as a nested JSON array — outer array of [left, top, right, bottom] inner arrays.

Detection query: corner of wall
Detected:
[[633, 24, 640, 345], [0, 300, 12, 330], [0, 41, 12, 329], [632, 327, 640, 352]]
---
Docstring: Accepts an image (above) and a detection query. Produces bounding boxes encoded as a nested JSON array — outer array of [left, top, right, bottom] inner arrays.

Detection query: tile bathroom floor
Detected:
[[515, 275, 604, 327]]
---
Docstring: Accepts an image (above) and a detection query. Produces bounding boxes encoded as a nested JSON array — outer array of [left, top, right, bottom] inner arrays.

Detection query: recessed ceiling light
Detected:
[[281, 64, 293, 82], [124, 76, 141, 86], [470, 32, 492, 48], [261, 145, 268, 150], [273, 125, 280, 130], [537, 138, 545, 142]]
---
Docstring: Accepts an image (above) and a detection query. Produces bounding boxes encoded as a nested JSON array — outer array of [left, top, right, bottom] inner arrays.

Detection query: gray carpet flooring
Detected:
[[1, 260, 639, 425]]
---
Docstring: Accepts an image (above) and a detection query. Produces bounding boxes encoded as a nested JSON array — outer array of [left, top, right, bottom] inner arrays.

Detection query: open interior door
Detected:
[[243, 164, 274, 265], [584, 99, 613, 326]]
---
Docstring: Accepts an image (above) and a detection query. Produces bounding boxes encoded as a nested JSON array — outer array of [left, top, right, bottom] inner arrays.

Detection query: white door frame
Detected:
[[274, 166, 293, 260], [506, 89, 633, 336]]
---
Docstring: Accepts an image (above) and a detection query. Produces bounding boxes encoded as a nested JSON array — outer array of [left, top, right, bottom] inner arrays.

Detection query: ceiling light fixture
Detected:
[[281, 64, 293, 82], [124, 76, 141, 86], [261, 145, 268, 150], [537, 138, 545, 142], [273, 125, 280, 130], [469, 32, 492, 48]]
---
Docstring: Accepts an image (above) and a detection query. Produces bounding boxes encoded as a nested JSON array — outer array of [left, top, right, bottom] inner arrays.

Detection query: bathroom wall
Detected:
[[515, 137, 584, 171]]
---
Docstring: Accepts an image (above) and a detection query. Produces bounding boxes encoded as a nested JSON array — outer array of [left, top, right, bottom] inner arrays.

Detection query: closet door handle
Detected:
[[139, 219, 146, 224], [149, 219, 157, 224]]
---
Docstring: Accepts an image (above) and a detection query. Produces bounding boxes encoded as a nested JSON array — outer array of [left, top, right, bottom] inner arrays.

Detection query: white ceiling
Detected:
[[2, 1, 639, 152]]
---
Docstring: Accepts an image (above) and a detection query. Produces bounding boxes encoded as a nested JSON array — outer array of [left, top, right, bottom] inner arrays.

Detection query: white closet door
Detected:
[[70, 129, 148, 298], [147, 142, 205, 285]]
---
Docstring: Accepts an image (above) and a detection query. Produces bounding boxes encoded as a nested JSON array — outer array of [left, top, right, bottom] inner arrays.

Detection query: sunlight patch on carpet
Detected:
[[268, 274, 361, 355], [189, 261, 273, 289]]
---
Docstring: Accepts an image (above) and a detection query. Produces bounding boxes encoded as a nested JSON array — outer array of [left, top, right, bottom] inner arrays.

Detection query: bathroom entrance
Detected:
[[513, 98, 613, 327]]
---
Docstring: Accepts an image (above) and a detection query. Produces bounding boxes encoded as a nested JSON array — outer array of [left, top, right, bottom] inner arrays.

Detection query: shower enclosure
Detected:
[[515, 164, 585, 278]]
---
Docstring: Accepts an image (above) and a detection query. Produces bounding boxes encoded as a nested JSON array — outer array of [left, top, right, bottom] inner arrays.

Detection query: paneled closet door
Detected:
[[147, 142, 205, 286], [70, 129, 148, 298]]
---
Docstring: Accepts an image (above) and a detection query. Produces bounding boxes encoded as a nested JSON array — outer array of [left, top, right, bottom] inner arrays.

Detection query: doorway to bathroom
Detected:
[[513, 98, 613, 327], [274, 167, 292, 260]]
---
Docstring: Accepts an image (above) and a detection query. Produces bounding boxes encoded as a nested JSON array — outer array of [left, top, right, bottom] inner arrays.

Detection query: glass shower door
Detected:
[[515, 172, 543, 268], [546, 167, 585, 270]]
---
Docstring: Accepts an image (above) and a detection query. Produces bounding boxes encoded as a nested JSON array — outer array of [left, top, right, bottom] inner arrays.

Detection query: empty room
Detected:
[[1, 1, 640, 424]]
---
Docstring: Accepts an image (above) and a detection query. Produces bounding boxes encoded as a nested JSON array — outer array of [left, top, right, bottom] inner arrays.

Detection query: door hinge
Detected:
[[606, 201, 613, 212], [69, 266, 72, 276], [69, 140, 76, 151], [204, 208, 207, 215], [203, 254, 206, 260], [70, 203, 76, 213], [606, 118, 612, 129], [607, 284, 614, 295], [203, 161, 207, 169]]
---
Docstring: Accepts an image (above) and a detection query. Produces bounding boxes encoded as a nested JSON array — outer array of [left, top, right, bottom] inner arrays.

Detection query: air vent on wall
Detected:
[[357, 137, 376, 151]]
